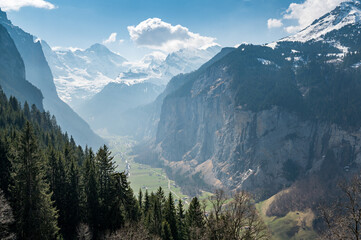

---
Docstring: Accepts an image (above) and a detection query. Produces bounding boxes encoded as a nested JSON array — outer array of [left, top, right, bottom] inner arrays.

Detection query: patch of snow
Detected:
[[257, 58, 272, 65], [265, 42, 278, 49], [352, 61, 361, 68]]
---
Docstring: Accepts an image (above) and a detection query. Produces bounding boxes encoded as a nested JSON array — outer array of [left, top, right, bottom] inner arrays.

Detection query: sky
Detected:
[[0, 0, 350, 60]]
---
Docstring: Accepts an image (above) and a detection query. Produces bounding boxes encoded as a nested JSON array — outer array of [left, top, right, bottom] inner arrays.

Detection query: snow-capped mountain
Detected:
[[41, 42, 128, 108], [43, 41, 220, 109], [264, 0, 361, 67], [117, 45, 221, 86], [281, 0, 361, 43]]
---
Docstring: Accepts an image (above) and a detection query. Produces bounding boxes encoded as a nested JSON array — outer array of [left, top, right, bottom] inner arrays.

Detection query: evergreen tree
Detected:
[[161, 221, 174, 240], [96, 145, 116, 231], [0, 136, 11, 196], [165, 193, 178, 240], [83, 149, 100, 237], [63, 159, 80, 239], [177, 200, 187, 240], [139, 188, 143, 212], [10, 122, 59, 239], [144, 189, 150, 215], [186, 197, 204, 240], [115, 172, 140, 222]]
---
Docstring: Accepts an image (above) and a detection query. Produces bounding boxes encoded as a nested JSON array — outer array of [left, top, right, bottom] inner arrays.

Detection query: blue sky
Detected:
[[2, 0, 347, 60]]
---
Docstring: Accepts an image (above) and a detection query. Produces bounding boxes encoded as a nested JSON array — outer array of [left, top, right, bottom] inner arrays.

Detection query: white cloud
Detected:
[[103, 32, 117, 44], [267, 18, 283, 29], [0, 0, 55, 11], [127, 18, 218, 52], [281, 0, 346, 33]]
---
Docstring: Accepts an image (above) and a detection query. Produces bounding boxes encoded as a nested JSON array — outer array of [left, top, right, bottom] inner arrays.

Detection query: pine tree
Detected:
[[177, 200, 187, 240], [186, 197, 204, 240], [144, 189, 150, 216], [116, 172, 140, 222], [161, 221, 174, 240], [10, 122, 59, 239], [0, 136, 11, 196], [83, 148, 100, 237], [63, 159, 80, 239], [96, 145, 115, 201], [139, 188, 143, 212], [96, 145, 116, 231], [165, 193, 178, 240]]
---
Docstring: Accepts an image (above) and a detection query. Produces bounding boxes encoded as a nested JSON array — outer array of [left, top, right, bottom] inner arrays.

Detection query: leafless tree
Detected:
[[0, 190, 15, 240], [102, 222, 161, 240], [319, 175, 361, 240], [203, 189, 269, 240], [77, 223, 92, 240]]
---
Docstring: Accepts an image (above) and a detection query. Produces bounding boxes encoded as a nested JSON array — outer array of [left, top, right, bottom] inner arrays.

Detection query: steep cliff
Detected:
[[0, 23, 43, 109], [143, 1, 361, 197]]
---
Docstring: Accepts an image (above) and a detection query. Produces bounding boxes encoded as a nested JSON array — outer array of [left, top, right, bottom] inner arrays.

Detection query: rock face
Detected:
[[0, 9, 104, 148], [0, 24, 43, 109], [143, 1, 361, 198]]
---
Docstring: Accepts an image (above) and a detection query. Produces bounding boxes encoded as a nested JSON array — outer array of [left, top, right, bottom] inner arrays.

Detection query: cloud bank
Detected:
[[0, 0, 56, 11], [267, 0, 346, 33], [127, 18, 217, 52]]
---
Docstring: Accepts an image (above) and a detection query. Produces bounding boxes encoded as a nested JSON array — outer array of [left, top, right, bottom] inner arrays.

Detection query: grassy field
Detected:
[[105, 135, 191, 204], [256, 192, 318, 240]]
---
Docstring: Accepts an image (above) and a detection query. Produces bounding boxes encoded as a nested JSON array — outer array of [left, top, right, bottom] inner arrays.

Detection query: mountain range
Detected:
[[0, 9, 104, 148], [41, 39, 220, 135]]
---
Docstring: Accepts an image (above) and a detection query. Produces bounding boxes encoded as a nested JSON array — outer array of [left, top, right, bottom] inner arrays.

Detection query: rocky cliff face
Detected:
[[145, 1, 361, 198], [0, 24, 43, 109]]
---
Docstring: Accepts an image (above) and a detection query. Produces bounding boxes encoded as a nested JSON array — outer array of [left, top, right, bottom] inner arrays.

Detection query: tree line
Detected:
[[0, 89, 268, 239]]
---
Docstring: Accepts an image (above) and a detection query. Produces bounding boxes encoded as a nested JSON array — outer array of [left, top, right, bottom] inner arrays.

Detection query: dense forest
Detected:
[[0, 88, 268, 240]]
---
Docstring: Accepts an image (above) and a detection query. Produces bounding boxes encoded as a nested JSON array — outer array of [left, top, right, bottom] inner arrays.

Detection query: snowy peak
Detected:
[[42, 42, 128, 107], [281, 0, 361, 43]]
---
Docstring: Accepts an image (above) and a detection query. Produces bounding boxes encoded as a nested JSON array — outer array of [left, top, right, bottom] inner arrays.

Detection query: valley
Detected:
[[106, 135, 191, 204], [2, 0, 361, 239]]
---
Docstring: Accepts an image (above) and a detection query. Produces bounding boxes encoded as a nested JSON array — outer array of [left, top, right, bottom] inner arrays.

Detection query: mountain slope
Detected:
[[0, 23, 43, 110], [0, 9, 103, 148], [138, 0, 361, 198]]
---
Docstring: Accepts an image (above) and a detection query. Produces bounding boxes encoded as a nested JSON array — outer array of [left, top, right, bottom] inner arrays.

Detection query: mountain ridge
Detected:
[[0, 9, 104, 148]]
